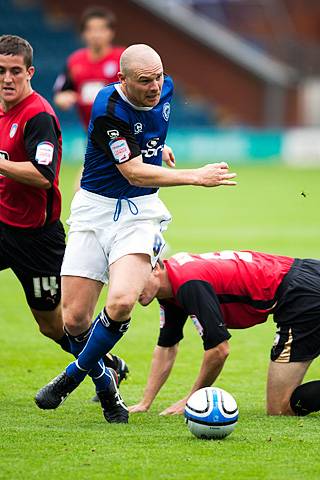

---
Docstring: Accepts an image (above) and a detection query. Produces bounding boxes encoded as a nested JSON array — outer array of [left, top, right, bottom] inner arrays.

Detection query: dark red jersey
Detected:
[[54, 46, 125, 128], [0, 91, 62, 228], [158, 250, 295, 350]]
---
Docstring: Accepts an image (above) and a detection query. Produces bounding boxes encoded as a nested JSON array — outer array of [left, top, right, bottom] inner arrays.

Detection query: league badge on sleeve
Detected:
[[109, 138, 131, 163], [35, 141, 54, 165]]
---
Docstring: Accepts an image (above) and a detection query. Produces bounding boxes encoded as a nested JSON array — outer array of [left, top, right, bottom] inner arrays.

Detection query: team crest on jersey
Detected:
[[9, 123, 18, 138], [109, 138, 131, 163], [162, 102, 170, 121], [103, 60, 118, 77], [134, 122, 143, 134], [107, 129, 120, 139]]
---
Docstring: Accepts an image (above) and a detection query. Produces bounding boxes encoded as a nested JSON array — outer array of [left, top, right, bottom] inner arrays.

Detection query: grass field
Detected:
[[1, 163, 320, 480]]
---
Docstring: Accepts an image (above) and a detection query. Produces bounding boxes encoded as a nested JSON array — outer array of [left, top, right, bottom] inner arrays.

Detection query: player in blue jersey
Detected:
[[35, 44, 237, 424]]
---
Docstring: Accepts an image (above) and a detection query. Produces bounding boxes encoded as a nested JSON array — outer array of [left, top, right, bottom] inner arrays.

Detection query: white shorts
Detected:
[[61, 189, 172, 283]]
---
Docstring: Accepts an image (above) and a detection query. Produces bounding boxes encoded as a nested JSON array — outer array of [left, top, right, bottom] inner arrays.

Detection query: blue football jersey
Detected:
[[81, 75, 174, 198]]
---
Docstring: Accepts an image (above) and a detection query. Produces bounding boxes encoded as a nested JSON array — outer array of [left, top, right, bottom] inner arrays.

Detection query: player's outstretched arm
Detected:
[[159, 341, 229, 416], [129, 344, 179, 413], [117, 156, 237, 188]]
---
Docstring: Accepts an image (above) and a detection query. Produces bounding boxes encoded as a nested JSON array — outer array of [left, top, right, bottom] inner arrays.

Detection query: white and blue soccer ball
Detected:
[[184, 387, 238, 440]]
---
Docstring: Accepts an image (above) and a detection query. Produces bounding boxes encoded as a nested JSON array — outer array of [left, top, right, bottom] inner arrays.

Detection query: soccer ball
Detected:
[[184, 387, 238, 440]]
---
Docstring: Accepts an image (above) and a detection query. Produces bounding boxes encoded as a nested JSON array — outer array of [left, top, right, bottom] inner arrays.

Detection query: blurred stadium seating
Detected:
[[0, 0, 215, 129], [2, 0, 320, 163]]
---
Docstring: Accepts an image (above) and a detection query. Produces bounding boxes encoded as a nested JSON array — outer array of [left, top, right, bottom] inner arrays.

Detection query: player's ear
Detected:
[[153, 262, 163, 277], [27, 66, 35, 81], [118, 72, 125, 83]]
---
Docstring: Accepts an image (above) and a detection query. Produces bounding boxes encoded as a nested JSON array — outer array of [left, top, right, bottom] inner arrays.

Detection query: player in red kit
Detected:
[[130, 250, 320, 417], [0, 35, 68, 348], [53, 7, 125, 128], [0, 35, 128, 384]]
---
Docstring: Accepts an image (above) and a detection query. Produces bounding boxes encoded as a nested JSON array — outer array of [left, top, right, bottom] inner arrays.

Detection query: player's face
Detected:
[[121, 65, 164, 108], [0, 54, 34, 110], [82, 18, 114, 51], [138, 270, 161, 306]]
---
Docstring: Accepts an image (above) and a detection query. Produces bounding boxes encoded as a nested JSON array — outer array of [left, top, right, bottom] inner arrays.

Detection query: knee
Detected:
[[62, 301, 92, 335], [107, 293, 136, 321]]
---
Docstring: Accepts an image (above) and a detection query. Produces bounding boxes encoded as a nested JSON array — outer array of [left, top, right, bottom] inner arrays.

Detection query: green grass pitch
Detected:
[[1, 163, 320, 479]]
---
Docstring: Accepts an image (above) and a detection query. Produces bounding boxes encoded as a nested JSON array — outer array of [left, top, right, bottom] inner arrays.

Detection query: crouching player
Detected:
[[131, 250, 320, 416]]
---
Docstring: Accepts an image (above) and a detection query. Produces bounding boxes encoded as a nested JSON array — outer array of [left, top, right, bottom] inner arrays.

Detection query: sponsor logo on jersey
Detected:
[[141, 137, 164, 158], [103, 60, 118, 77], [9, 123, 18, 138], [134, 122, 143, 134], [109, 138, 131, 163], [107, 129, 120, 139], [35, 141, 54, 165], [162, 102, 170, 121]]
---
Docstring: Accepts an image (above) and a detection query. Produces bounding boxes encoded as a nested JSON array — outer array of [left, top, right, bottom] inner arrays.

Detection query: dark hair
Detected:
[[0, 35, 33, 68], [80, 6, 116, 32]]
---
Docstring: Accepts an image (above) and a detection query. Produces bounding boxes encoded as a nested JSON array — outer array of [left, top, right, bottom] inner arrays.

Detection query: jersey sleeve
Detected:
[[23, 112, 60, 184], [157, 300, 188, 347], [176, 280, 231, 350], [53, 65, 75, 93], [90, 114, 141, 164]]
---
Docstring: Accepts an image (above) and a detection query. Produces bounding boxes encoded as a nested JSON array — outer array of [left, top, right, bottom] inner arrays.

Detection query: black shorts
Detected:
[[271, 258, 320, 363], [0, 220, 65, 311]]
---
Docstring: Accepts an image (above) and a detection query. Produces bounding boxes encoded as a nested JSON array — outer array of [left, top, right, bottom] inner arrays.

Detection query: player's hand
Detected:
[[159, 398, 187, 416], [162, 145, 175, 168], [196, 162, 237, 187], [54, 91, 78, 110], [128, 402, 150, 413]]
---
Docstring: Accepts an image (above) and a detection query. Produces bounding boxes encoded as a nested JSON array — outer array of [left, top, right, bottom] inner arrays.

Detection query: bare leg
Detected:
[[266, 360, 312, 415], [106, 253, 152, 321], [31, 304, 64, 341], [62, 275, 103, 335]]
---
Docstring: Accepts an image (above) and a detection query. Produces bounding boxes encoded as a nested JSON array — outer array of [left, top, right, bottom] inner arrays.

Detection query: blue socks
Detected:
[[65, 323, 111, 392], [66, 309, 130, 390]]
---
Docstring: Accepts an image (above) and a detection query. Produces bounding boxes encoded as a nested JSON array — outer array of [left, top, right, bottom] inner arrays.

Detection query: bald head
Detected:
[[118, 44, 164, 108], [120, 44, 162, 77]]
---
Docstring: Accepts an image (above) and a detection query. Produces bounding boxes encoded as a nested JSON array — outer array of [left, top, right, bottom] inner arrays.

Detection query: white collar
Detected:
[[115, 83, 153, 111]]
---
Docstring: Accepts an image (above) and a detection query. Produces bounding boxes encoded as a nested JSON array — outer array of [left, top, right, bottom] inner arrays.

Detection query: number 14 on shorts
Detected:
[[33, 276, 59, 297]]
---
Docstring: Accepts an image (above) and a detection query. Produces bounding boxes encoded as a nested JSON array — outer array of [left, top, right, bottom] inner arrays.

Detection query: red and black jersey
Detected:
[[0, 91, 62, 229], [54, 46, 125, 128], [157, 250, 295, 350]]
